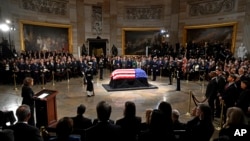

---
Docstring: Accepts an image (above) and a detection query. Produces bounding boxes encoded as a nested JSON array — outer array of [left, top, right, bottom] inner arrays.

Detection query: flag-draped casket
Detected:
[[109, 69, 149, 88]]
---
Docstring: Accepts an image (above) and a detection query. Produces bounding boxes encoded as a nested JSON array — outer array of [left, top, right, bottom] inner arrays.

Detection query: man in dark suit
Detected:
[[71, 104, 92, 130], [85, 101, 122, 141], [7, 104, 43, 141], [205, 71, 218, 119]]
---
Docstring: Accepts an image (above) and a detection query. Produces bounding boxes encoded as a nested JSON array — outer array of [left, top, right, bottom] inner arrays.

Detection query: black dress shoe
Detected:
[[168, 83, 172, 85]]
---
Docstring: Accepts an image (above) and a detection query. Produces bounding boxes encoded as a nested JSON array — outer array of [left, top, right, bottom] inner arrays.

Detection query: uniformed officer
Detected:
[[98, 57, 104, 80], [85, 62, 94, 97], [150, 57, 159, 81]]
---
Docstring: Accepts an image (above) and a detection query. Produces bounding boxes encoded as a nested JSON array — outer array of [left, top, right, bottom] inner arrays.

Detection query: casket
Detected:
[[109, 69, 149, 88]]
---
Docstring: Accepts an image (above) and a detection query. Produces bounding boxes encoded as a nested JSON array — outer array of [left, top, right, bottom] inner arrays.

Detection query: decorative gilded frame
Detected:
[[183, 22, 237, 53], [19, 20, 73, 53], [122, 28, 161, 55]]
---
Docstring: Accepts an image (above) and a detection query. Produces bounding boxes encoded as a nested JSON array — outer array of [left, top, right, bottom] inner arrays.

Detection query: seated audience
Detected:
[[0, 129, 14, 141], [115, 101, 142, 141], [7, 104, 43, 141], [71, 104, 92, 130], [140, 108, 153, 131], [216, 107, 250, 141], [138, 109, 176, 141], [186, 103, 214, 141], [49, 117, 81, 141], [85, 101, 122, 141], [172, 109, 186, 130], [157, 101, 174, 132]]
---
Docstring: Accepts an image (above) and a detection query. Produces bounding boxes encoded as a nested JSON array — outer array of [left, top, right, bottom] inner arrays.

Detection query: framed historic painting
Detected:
[[183, 22, 237, 53], [20, 20, 73, 53], [122, 28, 161, 55]]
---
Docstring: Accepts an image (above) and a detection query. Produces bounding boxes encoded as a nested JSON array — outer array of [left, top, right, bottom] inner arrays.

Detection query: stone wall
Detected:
[[0, 0, 248, 57]]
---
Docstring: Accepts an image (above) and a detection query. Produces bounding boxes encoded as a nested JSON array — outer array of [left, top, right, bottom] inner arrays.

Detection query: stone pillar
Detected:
[[243, 0, 250, 59]]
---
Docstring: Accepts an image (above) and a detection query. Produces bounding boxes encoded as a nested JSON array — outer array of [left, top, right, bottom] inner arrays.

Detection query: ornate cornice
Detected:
[[125, 5, 163, 20], [20, 0, 69, 16], [189, 0, 235, 16]]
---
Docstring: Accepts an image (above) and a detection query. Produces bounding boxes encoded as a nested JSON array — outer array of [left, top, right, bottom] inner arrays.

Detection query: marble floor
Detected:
[[0, 69, 220, 139]]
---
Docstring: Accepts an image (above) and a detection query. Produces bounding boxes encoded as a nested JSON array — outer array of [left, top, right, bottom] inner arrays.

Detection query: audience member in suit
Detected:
[[85, 101, 122, 141], [140, 108, 153, 131], [7, 104, 43, 141], [186, 103, 214, 141], [21, 77, 36, 126], [205, 71, 218, 119], [71, 104, 92, 130], [219, 73, 238, 122], [215, 67, 227, 117], [49, 117, 81, 141], [138, 109, 176, 141], [0, 129, 14, 141], [115, 101, 142, 141], [236, 77, 250, 119], [172, 109, 186, 130], [216, 107, 250, 141]]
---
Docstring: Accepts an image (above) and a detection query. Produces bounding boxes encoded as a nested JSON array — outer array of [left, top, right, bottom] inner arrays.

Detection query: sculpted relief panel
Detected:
[[125, 6, 163, 20], [20, 0, 68, 15], [189, 0, 235, 16]]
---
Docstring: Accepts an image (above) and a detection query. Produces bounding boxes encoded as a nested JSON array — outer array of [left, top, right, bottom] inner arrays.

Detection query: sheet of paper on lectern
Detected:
[[38, 93, 49, 99]]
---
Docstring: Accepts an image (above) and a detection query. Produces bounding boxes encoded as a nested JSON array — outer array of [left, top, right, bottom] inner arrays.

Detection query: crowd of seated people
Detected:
[[2, 99, 250, 141]]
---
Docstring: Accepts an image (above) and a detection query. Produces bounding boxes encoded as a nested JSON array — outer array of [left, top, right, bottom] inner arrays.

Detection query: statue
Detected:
[[237, 43, 247, 59], [111, 44, 118, 56], [81, 43, 88, 56]]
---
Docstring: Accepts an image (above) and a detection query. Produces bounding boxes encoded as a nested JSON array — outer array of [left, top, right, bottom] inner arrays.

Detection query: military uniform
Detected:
[[85, 63, 94, 97]]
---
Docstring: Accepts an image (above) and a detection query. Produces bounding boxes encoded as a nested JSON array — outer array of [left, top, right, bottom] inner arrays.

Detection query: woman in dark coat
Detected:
[[21, 77, 35, 126], [186, 103, 214, 141]]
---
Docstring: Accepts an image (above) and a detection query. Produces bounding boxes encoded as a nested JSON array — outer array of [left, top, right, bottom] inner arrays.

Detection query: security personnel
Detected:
[[85, 62, 94, 97], [150, 57, 159, 81]]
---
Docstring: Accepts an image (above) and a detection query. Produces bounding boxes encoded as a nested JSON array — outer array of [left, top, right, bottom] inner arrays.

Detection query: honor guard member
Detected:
[[168, 57, 175, 85], [151, 57, 159, 81], [98, 57, 104, 80], [86, 62, 94, 97]]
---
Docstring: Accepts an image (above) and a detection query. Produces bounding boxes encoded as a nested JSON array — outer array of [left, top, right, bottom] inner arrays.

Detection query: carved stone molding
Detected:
[[189, 0, 235, 16], [92, 6, 102, 35], [125, 5, 163, 20], [21, 0, 68, 16]]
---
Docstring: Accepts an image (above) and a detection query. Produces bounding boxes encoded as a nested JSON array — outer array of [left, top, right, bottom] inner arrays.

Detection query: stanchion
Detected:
[[186, 90, 192, 116], [186, 73, 189, 83], [52, 71, 55, 86], [67, 70, 70, 82], [41, 74, 45, 89], [173, 68, 176, 80], [216, 100, 224, 131], [13, 73, 18, 91], [160, 67, 162, 78]]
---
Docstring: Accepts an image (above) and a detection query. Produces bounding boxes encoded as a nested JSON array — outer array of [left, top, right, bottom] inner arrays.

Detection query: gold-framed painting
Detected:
[[19, 20, 73, 53], [122, 28, 161, 55], [183, 22, 237, 53]]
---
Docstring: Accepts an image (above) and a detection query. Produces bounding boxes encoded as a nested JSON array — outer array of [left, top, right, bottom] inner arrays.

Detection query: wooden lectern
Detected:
[[35, 89, 58, 128]]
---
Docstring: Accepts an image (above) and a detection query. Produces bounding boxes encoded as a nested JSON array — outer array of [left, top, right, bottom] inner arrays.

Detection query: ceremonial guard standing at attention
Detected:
[[86, 62, 94, 97], [150, 57, 159, 81], [98, 57, 104, 80]]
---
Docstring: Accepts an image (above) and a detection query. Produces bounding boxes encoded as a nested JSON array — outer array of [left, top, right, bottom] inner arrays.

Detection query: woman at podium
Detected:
[[21, 77, 35, 126]]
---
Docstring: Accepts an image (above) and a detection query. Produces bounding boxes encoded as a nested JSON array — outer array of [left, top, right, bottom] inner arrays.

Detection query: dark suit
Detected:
[[71, 115, 93, 130], [115, 117, 142, 141], [85, 121, 122, 141], [21, 86, 35, 126], [205, 77, 218, 117], [236, 89, 250, 117], [7, 122, 43, 141]]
